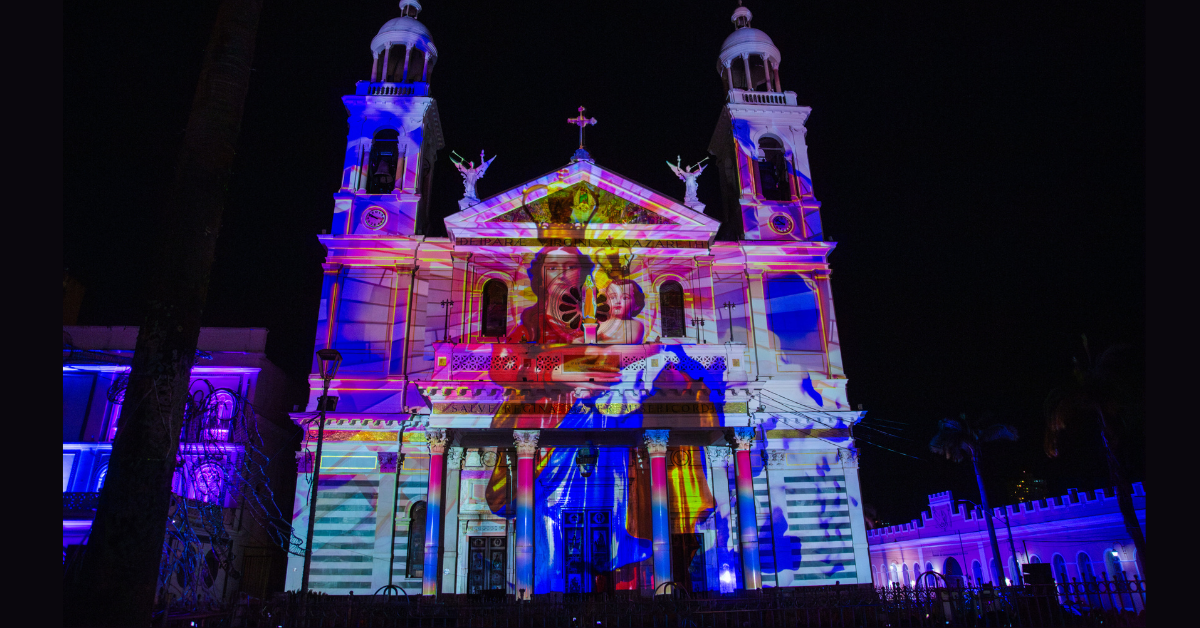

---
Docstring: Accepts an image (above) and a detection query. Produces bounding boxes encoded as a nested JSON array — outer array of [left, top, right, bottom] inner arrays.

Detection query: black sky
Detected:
[[63, 1, 1144, 523]]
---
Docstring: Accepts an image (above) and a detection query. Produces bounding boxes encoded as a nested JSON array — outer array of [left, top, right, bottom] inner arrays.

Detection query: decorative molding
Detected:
[[729, 427, 756, 451], [706, 446, 732, 466], [296, 451, 313, 473], [766, 450, 787, 468], [446, 447, 465, 469], [425, 427, 450, 454], [378, 452, 398, 473], [513, 430, 540, 457], [644, 429, 670, 455]]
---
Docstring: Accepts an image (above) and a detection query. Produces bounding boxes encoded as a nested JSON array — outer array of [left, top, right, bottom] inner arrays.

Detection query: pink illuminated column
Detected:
[[644, 429, 672, 592], [422, 427, 450, 596], [513, 429, 540, 599], [731, 427, 762, 589]]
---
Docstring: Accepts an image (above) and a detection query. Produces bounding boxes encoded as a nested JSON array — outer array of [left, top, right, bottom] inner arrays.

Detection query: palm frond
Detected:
[[979, 423, 1018, 443], [929, 418, 970, 463]]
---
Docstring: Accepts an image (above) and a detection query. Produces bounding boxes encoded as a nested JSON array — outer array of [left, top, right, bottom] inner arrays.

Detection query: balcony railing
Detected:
[[355, 81, 430, 97], [727, 89, 798, 106], [63, 491, 100, 515]]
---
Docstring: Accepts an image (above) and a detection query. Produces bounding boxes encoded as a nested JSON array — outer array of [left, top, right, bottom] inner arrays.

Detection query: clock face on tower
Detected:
[[362, 207, 388, 230]]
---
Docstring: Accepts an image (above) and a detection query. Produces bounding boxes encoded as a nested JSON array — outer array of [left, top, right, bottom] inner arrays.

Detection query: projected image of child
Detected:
[[598, 279, 645, 344]]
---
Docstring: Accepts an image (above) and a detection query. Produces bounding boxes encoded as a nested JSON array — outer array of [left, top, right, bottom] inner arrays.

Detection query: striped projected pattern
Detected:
[[311, 476, 379, 592], [780, 474, 855, 585]]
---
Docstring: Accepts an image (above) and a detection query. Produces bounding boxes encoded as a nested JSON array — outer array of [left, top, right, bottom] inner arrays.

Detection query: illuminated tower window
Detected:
[[367, 129, 400, 194], [756, 137, 790, 201], [659, 281, 686, 338]]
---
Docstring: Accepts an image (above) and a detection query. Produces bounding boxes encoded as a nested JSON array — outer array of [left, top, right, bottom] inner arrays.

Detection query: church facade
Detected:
[[285, 2, 870, 598]]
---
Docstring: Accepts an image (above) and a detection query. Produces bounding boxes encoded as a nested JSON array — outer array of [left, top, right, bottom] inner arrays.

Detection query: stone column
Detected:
[[401, 44, 412, 82], [761, 55, 773, 92], [730, 427, 761, 589], [440, 447, 464, 593], [370, 52, 380, 82], [741, 54, 752, 90], [422, 427, 450, 595], [644, 429, 672, 592], [382, 44, 392, 82], [706, 446, 737, 593], [513, 429, 540, 599], [724, 61, 734, 92], [421, 52, 430, 82], [772, 60, 782, 92]]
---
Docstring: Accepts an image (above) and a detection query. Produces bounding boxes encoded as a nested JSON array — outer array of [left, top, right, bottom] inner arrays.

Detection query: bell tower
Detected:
[[332, 1, 445, 236], [707, 4, 822, 242]]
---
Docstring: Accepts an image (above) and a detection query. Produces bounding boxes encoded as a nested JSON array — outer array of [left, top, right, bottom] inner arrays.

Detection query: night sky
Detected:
[[64, 1, 1144, 524]]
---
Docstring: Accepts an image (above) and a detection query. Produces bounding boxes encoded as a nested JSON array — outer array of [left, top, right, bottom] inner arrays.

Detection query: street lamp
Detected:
[[959, 498, 1023, 586], [301, 348, 342, 594]]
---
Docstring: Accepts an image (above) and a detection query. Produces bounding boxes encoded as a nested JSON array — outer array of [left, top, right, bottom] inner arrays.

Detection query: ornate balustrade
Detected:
[[354, 81, 430, 97], [727, 89, 798, 106]]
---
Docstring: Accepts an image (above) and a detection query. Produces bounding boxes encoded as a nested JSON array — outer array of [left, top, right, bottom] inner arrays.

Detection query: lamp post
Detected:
[[301, 348, 342, 594], [959, 498, 1023, 586], [691, 316, 707, 344]]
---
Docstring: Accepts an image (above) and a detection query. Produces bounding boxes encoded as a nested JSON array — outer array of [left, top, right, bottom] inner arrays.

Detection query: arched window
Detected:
[[972, 560, 984, 585], [1076, 552, 1095, 581], [1030, 555, 1041, 564], [367, 129, 400, 194], [943, 557, 963, 587], [1052, 554, 1068, 584], [1009, 556, 1020, 585], [926, 561, 934, 574], [658, 281, 686, 338], [912, 563, 922, 585], [406, 501, 427, 578], [901, 564, 910, 587], [755, 136, 791, 201], [481, 280, 508, 338]]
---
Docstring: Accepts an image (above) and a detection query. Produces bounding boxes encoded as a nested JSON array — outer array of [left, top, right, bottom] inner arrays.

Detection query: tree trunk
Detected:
[[1097, 409, 1147, 579], [972, 451, 1006, 586], [63, 1, 262, 626]]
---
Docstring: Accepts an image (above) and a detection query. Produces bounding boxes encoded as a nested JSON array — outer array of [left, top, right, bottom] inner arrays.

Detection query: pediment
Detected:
[[444, 161, 719, 243], [489, 182, 675, 225]]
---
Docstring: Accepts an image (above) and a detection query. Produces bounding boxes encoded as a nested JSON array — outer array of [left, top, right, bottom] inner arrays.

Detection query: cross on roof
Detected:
[[567, 106, 597, 149]]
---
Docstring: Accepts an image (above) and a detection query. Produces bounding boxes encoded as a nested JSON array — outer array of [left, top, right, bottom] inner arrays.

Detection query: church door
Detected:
[[671, 533, 707, 592], [467, 536, 507, 595], [563, 510, 612, 594]]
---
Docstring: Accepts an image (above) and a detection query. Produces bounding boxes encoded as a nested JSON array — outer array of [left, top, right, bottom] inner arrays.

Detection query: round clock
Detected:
[[769, 212, 794, 235], [362, 207, 388, 230]]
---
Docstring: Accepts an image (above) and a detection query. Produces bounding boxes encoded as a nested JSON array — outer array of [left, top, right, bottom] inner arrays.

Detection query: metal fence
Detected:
[[168, 578, 1146, 628]]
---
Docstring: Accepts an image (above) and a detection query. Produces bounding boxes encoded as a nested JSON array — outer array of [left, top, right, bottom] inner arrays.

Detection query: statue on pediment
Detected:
[[667, 156, 708, 212], [452, 150, 495, 209]]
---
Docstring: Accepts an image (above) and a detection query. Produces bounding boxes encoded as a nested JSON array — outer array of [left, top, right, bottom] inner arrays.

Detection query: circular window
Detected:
[[769, 213, 794, 235], [362, 207, 388, 230]]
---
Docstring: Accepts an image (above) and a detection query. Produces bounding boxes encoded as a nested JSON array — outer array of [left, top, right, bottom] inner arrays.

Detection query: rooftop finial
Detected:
[[732, 3, 752, 29], [399, 0, 422, 18], [566, 106, 598, 163]]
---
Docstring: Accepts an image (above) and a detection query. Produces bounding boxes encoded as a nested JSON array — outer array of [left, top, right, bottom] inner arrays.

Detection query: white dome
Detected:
[[371, 16, 438, 58], [718, 27, 780, 69]]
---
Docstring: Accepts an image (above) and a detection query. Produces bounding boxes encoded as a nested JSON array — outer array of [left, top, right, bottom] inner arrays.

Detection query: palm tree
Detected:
[[1045, 336, 1146, 579], [64, 1, 263, 625], [930, 414, 1018, 586]]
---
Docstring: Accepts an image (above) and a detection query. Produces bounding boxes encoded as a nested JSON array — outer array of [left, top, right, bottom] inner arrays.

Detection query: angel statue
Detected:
[[667, 156, 708, 212], [452, 150, 495, 209]]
